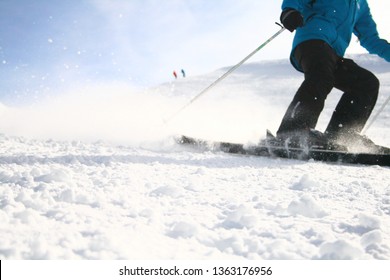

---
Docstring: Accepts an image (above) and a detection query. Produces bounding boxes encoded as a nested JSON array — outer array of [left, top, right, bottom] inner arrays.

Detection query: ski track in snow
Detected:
[[0, 55, 390, 260]]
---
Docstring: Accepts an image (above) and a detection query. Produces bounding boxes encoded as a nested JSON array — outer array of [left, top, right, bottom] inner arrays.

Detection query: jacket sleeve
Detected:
[[354, 2, 390, 62], [281, 0, 304, 11]]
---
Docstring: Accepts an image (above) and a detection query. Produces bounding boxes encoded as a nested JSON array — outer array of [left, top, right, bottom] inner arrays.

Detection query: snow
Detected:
[[0, 55, 389, 260]]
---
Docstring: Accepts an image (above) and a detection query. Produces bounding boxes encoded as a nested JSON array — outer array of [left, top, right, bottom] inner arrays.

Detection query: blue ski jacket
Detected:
[[281, 0, 390, 71]]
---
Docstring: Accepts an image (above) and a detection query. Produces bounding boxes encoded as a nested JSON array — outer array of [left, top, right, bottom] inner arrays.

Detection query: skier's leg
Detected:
[[277, 40, 340, 136], [325, 58, 379, 137]]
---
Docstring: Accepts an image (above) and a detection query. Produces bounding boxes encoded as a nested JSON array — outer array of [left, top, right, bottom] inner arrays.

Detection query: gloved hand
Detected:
[[280, 8, 304, 32]]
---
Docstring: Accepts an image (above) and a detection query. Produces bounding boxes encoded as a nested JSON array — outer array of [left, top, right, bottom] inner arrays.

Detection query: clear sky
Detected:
[[0, 0, 389, 104]]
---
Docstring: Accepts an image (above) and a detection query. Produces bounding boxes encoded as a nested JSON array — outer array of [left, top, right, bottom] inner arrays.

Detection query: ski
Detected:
[[177, 134, 390, 167]]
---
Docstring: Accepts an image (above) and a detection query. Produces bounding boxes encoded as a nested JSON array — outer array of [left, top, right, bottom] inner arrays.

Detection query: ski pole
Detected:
[[164, 25, 286, 124], [362, 94, 390, 134]]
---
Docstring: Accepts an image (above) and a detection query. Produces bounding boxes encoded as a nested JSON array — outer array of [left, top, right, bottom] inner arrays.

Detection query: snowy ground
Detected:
[[0, 55, 389, 260]]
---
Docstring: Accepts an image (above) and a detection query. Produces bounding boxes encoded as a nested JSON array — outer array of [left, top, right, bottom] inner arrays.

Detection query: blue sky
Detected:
[[0, 0, 389, 104]]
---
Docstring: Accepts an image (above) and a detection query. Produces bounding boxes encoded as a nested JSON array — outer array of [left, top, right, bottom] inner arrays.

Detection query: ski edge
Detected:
[[176, 135, 390, 167]]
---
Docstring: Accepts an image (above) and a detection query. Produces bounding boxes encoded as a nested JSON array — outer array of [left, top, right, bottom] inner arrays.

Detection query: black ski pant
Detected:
[[277, 40, 379, 138]]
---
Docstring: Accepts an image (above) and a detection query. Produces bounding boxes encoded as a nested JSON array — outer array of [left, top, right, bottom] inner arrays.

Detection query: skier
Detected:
[[173, 71, 178, 79], [181, 69, 186, 78], [277, 0, 390, 152]]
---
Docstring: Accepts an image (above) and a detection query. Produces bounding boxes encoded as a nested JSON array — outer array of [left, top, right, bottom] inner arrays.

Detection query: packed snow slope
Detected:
[[0, 54, 389, 260]]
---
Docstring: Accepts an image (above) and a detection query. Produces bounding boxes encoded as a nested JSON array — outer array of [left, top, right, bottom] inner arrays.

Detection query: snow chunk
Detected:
[[0, 209, 9, 224], [358, 213, 381, 230], [35, 169, 72, 183], [139, 208, 154, 218], [168, 222, 198, 239], [319, 240, 365, 260], [287, 194, 328, 218], [222, 205, 257, 229], [28, 236, 50, 259], [150, 186, 182, 198], [58, 189, 75, 203], [360, 230, 382, 249], [14, 209, 40, 224], [290, 174, 319, 191]]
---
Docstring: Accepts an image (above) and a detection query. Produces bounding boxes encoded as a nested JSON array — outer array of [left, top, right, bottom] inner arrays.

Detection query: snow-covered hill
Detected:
[[0, 54, 389, 260]]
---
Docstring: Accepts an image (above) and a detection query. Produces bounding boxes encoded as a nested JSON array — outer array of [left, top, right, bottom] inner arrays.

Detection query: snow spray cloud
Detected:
[[0, 69, 287, 146], [0, 83, 187, 145]]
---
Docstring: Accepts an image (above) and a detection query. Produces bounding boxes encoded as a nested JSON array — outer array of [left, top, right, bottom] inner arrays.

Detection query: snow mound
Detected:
[[287, 194, 328, 218]]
